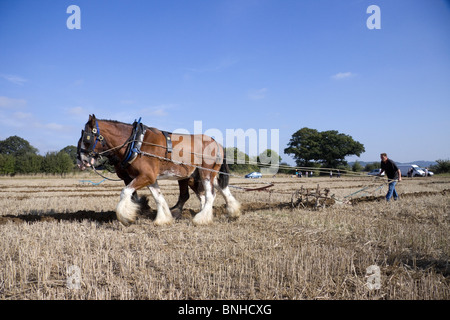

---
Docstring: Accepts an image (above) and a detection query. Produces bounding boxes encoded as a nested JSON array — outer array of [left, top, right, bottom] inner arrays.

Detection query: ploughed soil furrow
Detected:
[[1, 189, 447, 226], [350, 189, 449, 203]]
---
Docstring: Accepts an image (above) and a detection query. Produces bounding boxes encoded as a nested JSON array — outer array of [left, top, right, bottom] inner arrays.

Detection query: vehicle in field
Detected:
[[245, 172, 262, 179], [420, 168, 434, 176], [398, 164, 426, 177], [367, 169, 384, 176]]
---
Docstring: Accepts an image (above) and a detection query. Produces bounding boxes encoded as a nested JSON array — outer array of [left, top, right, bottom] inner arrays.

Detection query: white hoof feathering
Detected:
[[227, 198, 241, 219], [192, 207, 214, 225], [154, 209, 174, 226], [116, 187, 139, 226], [192, 180, 214, 225], [220, 186, 241, 219], [148, 183, 174, 226]]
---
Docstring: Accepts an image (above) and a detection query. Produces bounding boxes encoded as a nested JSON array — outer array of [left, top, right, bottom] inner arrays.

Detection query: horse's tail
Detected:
[[218, 158, 230, 189]]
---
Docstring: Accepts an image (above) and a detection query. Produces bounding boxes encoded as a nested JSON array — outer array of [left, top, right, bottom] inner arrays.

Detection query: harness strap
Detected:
[[91, 121, 101, 151], [121, 117, 146, 168], [161, 131, 172, 158]]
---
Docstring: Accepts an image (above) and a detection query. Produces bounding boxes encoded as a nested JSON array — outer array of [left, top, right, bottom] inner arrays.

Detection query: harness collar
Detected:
[[120, 118, 173, 169], [161, 130, 172, 158], [121, 117, 146, 168]]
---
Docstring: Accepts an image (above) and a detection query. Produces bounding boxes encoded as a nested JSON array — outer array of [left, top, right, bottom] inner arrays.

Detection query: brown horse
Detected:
[[77, 115, 240, 226]]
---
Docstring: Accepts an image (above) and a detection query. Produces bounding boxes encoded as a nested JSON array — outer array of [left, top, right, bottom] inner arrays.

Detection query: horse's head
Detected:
[[77, 114, 107, 170]]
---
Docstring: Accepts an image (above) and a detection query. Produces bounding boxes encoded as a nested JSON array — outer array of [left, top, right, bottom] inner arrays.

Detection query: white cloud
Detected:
[[82, 103, 173, 125], [1, 74, 27, 85], [148, 108, 168, 117], [67, 106, 88, 115], [13, 111, 32, 119], [140, 105, 172, 117], [0, 96, 27, 108], [3, 110, 68, 131], [248, 88, 268, 100], [186, 56, 239, 73], [43, 123, 66, 131], [331, 72, 356, 80]]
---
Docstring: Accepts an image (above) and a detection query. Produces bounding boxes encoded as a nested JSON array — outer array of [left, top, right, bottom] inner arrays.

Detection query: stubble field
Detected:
[[0, 173, 449, 300]]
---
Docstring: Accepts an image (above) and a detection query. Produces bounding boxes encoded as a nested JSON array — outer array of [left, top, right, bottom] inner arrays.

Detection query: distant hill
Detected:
[[349, 160, 437, 168], [404, 160, 437, 168]]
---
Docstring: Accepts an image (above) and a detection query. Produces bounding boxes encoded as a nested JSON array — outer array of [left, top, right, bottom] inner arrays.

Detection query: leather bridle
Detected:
[[77, 120, 106, 162]]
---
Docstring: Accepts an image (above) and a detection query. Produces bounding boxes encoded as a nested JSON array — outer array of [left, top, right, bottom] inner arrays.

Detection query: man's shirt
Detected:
[[381, 159, 399, 180]]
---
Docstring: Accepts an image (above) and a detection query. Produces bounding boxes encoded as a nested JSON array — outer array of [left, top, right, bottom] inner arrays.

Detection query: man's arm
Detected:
[[378, 161, 385, 177], [391, 161, 401, 182]]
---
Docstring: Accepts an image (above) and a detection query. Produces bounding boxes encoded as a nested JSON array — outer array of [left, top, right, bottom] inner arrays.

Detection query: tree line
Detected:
[[0, 135, 282, 176], [0, 136, 77, 175], [0, 129, 371, 176], [2, 130, 448, 176]]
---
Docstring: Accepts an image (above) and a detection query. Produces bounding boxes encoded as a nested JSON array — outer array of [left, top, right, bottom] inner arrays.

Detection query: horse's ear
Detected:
[[89, 114, 96, 127]]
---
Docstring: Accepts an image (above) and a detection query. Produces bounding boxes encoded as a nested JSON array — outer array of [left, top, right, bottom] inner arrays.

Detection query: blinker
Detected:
[[79, 122, 105, 158]]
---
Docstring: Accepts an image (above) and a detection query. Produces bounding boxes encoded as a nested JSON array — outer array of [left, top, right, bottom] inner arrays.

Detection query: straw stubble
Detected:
[[0, 176, 449, 299]]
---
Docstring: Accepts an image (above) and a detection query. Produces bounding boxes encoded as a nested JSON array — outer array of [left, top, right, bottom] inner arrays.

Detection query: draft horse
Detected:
[[77, 115, 241, 226]]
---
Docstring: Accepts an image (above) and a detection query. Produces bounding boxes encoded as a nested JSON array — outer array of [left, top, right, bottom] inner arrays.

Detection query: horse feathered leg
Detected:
[[192, 179, 215, 225], [116, 187, 140, 226], [214, 163, 241, 220], [223, 187, 241, 220], [170, 179, 190, 219], [188, 175, 205, 210], [148, 182, 174, 226], [214, 179, 241, 220]]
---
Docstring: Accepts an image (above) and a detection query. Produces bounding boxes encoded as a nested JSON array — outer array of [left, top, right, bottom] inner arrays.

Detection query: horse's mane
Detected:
[[98, 118, 163, 134], [100, 119, 132, 126]]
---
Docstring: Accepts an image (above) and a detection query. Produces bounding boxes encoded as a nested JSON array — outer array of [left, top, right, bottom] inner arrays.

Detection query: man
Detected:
[[379, 153, 402, 201]]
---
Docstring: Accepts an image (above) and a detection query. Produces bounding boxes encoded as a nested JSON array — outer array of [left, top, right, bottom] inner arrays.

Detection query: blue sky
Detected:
[[1, 0, 449, 165]]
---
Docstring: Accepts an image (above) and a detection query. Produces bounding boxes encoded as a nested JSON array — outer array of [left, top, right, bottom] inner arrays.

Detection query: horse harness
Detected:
[[120, 119, 174, 168], [80, 117, 221, 170], [78, 117, 273, 190], [121, 118, 147, 168], [119, 119, 222, 167]]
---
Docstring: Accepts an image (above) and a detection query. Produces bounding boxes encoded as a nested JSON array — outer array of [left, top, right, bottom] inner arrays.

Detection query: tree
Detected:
[[257, 149, 282, 164], [364, 162, 380, 172], [432, 159, 450, 174], [56, 151, 74, 175], [0, 136, 38, 156], [278, 161, 295, 174], [0, 154, 15, 175], [285, 128, 365, 168], [0, 136, 76, 175], [257, 149, 281, 175], [60, 145, 78, 164], [352, 160, 363, 172], [41, 152, 57, 173], [41, 151, 73, 175], [284, 128, 321, 167], [224, 147, 259, 173], [15, 154, 43, 174]]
